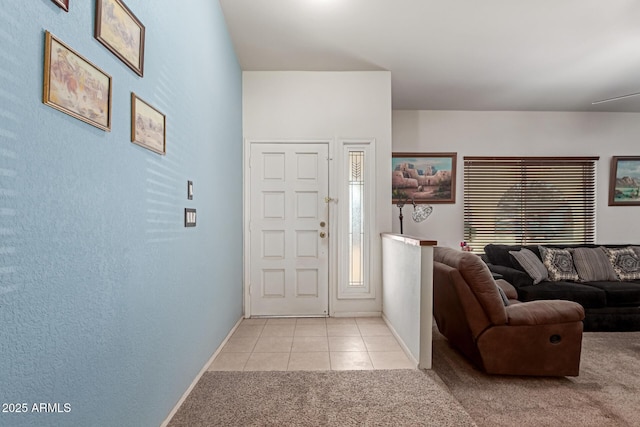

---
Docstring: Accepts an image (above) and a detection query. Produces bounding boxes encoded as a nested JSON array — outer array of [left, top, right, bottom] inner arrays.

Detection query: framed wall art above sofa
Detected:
[[392, 152, 456, 204], [609, 156, 640, 206]]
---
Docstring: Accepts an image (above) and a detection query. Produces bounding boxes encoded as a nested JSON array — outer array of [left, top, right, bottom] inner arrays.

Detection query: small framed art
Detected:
[[51, 0, 69, 12], [609, 156, 640, 206], [131, 93, 166, 155], [95, 0, 145, 76], [392, 152, 457, 204], [43, 31, 112, 131]]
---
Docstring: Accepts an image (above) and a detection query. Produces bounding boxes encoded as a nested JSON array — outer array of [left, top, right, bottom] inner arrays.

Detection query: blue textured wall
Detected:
[[0, 1, 243, 426]]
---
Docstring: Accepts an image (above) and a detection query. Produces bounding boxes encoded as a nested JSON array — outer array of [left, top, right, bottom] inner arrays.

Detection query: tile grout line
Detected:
[[227, 317, 410, 372]]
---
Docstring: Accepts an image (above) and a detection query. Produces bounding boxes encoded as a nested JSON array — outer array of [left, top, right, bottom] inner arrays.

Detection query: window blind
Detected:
[[464, 157, 598, 252]]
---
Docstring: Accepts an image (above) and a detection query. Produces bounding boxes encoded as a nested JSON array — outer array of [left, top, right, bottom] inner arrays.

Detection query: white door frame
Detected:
[[243, 139, 336, 317]]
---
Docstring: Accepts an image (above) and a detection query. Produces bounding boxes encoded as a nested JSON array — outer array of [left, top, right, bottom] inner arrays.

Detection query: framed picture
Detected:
[[95, 0, 145, 76], [51, 0, 69, 11], [609, 156, 640, 206], [43, 31, 112, 131], [131, 93, 166, 155], [392, 152, 457, 204]]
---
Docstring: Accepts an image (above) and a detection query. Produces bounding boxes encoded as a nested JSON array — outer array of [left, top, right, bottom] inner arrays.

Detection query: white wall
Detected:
[[392, 110, 640, 247], [381, 236, 434, 368], [243, 71, 392, 315]]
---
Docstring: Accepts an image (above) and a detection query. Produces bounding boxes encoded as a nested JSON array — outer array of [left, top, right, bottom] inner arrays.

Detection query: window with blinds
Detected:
[[464, 157, 598, 252]]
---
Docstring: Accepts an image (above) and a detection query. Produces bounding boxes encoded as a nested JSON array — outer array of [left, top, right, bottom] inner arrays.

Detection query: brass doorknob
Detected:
[[319, 231, 326, 238]]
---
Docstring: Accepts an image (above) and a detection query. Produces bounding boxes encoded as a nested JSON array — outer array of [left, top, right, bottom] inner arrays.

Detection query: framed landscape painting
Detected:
[[43, 31, 112, 131], [95, 0, 145, 76], [392, 152, 457, 204], [609, 156, 640, 206], [131, 93, 166, 155]]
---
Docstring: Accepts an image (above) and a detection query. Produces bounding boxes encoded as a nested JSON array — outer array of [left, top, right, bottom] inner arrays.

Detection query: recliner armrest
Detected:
[[506, 300, 585, 326], [495, 279, 518, 300]]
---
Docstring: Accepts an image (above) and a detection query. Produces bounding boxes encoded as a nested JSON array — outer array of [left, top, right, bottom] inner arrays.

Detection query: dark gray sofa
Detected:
[[483, 244, 640, 331]]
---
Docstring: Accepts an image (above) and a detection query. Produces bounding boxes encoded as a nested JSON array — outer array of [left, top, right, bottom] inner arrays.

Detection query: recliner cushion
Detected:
[[435, 247, 508, 325]]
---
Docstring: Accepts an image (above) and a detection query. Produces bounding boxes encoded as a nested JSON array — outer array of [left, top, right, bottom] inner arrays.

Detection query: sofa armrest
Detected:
[[506, 300, 585, 326], [486, 263, 533, 288]]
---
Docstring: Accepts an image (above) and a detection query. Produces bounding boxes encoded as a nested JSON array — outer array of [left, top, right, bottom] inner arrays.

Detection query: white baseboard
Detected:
[[331, 311, 382, 317], [382, 313, 419, 368], [160, 316, 244, 427]]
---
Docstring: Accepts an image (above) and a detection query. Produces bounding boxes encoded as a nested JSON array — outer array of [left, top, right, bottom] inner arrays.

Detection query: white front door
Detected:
[[249, 143, 329, 316]]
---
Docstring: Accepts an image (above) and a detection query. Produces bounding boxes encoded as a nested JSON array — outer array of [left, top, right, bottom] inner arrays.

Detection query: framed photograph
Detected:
[[392, 152, 457, 204], [43, 31, 112, 131], [51, 0, 69, 12], [131, 93, 166, 155], [609, 156, 640, 206], [95, 0, 145, 76]]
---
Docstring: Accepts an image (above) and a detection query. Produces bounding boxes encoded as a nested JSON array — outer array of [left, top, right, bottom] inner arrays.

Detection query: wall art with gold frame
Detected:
[[131, 93, 166, 155], [43, 31, 112, 131], [95, 0, 145, 76]]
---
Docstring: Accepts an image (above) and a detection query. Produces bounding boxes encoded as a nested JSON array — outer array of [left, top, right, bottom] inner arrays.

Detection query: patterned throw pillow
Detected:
[[572, 247, 618, 282], [509, 248, 548, 285], [538, 246, 579, 282], [602, 247, 640, 281]]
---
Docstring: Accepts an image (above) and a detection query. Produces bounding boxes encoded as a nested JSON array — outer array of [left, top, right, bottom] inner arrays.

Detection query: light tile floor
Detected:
[[208, 317, 415, 372]]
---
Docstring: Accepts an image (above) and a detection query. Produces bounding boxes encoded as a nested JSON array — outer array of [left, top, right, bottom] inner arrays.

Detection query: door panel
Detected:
[[250, 143, 329, 316]]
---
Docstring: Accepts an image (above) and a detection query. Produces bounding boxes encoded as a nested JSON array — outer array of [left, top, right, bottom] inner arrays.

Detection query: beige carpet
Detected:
[[168, 331, 639, 426], [432, 329, 640, 427], [168, 369, 476, 426]]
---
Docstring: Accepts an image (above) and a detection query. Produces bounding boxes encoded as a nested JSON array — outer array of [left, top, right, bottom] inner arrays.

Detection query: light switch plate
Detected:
[[185, 208, 196, 227], [187, 180, 193, 200]]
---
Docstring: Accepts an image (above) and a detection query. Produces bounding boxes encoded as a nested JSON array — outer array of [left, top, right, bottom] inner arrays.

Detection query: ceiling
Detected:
[[219, 0, 640, 112]]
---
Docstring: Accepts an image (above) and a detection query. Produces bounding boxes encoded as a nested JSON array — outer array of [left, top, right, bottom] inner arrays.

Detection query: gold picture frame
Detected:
[[43, 31, 112, 131], [131, 93, 166, 155], [95, 0, 145, 76]]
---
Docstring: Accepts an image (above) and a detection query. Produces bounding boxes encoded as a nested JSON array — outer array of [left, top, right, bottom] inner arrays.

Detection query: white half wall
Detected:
[[392, 110, 640, 247], [243, 71, 392, 315]]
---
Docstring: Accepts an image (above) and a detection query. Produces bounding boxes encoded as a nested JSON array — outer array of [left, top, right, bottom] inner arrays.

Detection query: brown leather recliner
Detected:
[[433, 246, 584, 376]]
